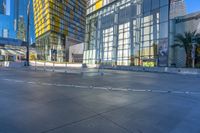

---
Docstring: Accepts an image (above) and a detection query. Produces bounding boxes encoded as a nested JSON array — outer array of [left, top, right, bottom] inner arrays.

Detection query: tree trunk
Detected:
[[186, 54, 190, 67], [186, 51, 192, 67], [185, 45, 192, 68]]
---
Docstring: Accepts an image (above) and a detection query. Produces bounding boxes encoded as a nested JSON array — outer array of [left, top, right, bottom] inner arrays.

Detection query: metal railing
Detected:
[[0, 58, 106, 75]]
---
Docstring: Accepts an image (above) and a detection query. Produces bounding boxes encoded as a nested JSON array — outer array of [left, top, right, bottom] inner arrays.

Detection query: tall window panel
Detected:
[[117, 22, 131, 66]]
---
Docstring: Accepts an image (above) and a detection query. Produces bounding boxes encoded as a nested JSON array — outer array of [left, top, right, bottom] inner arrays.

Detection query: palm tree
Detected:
[[173, 31, 200, 67], [196, 34, 200, 67]]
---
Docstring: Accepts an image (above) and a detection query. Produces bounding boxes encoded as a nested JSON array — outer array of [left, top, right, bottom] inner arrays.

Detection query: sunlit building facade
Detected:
[[170, 0, 186, 19], [33, 0, 86, 62], [84, 0, 170, 67]]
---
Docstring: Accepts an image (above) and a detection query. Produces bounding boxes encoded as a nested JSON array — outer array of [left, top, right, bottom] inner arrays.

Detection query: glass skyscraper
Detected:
[[33, 0, 86, 62], [84, 0, 170, 67], [0, 0, 15, 39], [0, 0, 35, 42]]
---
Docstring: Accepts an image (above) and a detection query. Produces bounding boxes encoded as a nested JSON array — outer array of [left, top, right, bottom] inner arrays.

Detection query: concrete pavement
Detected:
[[0, 69, 200, 133]]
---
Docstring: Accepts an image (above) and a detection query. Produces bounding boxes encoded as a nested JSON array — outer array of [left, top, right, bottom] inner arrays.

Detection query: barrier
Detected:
[[102, 65, 200, 75], [2, 60, 199, 75]]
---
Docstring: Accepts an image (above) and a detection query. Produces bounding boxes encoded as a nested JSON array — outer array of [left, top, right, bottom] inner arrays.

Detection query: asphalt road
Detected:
[[0, 68, 200, 133]]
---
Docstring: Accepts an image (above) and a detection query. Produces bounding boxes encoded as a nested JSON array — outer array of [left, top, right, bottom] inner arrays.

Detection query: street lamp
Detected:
[[26, 0, 30, 66]]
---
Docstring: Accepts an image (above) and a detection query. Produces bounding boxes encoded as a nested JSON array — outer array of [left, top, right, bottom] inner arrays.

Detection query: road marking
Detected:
[[2, 78, 200, 95], [152, 90, 168, 93]]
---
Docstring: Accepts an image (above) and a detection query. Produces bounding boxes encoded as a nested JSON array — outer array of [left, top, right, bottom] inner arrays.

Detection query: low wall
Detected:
[[101, 65, 200, 75], [0, 61, 25, 68], [30, 61, 82, 68]]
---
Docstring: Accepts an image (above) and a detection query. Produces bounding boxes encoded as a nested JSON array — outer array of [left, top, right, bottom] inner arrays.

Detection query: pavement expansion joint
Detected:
[[40, 114, 103, 133]]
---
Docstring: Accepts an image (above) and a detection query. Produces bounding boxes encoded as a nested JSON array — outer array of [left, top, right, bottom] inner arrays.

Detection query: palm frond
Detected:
[[171, 43, 183, 48], [196, 33, 200, 45]]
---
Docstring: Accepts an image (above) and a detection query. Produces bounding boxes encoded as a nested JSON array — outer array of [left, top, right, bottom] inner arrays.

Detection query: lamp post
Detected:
[[26, 0, 30, 66]]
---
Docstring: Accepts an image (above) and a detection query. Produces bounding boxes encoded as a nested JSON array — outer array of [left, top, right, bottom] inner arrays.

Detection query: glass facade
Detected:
[[0, 0, 5, 14], [33, 0, 86, 62], [84, 0, 170, 67], [0, 0, 35, 41], [0, 0, 13, 38]]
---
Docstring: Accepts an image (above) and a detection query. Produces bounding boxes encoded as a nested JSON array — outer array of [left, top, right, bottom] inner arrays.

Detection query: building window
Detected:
[[117, 22, 130, 66], [103, 27, 113, 63], [2, 29, 9, 38]]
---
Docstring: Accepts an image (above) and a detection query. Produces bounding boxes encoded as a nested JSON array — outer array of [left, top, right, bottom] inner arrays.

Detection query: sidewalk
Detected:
[[30, 61, 200, 75], [1, 61, 200, 75]]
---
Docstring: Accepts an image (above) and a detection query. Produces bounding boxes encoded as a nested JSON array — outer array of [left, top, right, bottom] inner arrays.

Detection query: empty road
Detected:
[[0, 68, 200, 133]]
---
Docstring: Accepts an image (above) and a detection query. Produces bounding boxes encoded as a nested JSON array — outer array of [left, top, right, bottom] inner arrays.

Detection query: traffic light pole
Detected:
[[26, 0, 30, 66]]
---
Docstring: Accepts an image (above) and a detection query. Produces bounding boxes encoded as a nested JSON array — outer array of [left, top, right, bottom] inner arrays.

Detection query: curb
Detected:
[[101, 66, 200, 75]]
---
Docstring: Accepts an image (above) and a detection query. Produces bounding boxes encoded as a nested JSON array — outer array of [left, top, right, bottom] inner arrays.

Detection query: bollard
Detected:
[[44, 61, 46, 71], [98, 63, 104, 76], [81, 63, 87, 75], [35, 59, 37, 71], [65, 62, 67, 73], [53, 61, 55, 72], [43, 61, 45, 71]]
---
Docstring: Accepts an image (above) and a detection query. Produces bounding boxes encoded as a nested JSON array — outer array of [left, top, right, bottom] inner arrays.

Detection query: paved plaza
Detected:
[[0, 68, 200, 133]]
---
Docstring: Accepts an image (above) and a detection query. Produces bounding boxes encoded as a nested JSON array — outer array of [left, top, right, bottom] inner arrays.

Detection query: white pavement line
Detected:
[[111, 88, 129, 91], [27, 81, 37, 84], [2, 78, 200, 95], [185, 91, 190, 94], [172, 91, 185, 94], [93, 86, 108, 90], [3, 79, 13, 81], [3, 79, 25, 83], [152, 90, 169, 93], [54, 84, 70, 87], [132, 89, 146, 92], [55, 84, 66, 87], [72, 85, 89, 89], [14, 80, 25, 83], [41, 83, 53, 86]]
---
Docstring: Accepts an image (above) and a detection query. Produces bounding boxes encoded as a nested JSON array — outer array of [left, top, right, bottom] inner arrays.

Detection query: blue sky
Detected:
[[185, 0, 200, 13]]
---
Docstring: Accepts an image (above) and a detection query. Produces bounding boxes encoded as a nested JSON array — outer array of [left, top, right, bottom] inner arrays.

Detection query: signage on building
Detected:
[[158, 38, 168, 67]]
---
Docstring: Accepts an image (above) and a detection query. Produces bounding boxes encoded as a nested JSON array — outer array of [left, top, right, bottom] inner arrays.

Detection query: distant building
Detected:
[[0, 0, 35, 42], [171, 12, 200, 67], [33, 0, 86, 62], [0, 0, 16, 39], [170, 0, 186, 19]]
